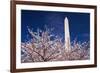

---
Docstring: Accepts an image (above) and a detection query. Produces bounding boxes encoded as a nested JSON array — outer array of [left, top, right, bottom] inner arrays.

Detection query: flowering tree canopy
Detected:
[[21, 27, 90, 63]]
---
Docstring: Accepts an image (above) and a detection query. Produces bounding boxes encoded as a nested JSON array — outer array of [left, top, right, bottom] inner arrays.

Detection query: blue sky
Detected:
[[21, 10, 90, 43]]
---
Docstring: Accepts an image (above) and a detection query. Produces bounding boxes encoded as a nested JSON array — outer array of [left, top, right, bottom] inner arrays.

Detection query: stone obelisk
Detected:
[[64, 17, 71, 51]]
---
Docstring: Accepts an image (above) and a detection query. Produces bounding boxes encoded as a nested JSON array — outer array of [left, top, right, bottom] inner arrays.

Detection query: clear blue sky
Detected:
[[21, 10, 90, 43]]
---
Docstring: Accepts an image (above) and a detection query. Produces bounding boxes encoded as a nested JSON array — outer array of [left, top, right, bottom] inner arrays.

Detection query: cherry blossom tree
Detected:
[[21, 27, 90, 63]]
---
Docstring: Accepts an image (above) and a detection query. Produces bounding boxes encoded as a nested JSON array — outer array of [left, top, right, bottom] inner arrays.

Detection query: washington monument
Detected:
[[64, 17, 71, 51]]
